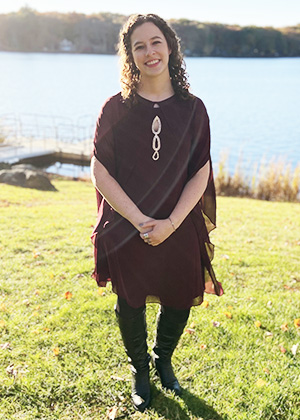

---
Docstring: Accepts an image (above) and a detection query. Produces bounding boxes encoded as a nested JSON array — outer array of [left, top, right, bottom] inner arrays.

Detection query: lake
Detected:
[[0, 52, 299, 176]]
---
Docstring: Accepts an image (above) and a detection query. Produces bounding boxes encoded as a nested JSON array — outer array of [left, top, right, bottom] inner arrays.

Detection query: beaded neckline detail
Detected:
[[151, 116, 161, 161]]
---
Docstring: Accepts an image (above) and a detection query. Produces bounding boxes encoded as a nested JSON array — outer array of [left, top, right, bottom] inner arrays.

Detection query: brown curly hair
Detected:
[[118, 14, 191, 104]]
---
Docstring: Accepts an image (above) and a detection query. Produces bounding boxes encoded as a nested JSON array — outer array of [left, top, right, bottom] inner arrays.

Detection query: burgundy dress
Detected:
[[91, 92, 223, 310]]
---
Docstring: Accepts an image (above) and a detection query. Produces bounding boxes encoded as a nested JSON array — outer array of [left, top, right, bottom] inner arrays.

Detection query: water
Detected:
[[0, 52, 299, 176]]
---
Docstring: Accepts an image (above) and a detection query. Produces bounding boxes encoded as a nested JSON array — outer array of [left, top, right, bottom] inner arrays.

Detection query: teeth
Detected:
[[146, 60, 159, 65]]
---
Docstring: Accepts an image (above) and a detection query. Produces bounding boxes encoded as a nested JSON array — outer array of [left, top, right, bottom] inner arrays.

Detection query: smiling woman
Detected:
[[90, 13, 223, 412], [118, 14, 190, 103]]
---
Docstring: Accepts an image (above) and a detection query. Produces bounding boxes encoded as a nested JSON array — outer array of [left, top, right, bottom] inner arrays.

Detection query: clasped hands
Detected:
[[138, 218, 175, 247]]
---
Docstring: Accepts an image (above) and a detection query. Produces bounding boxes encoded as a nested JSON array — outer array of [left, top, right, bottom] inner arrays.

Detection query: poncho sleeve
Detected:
[[93, 98, 116, 179], [187, 97, 211, 180], [91, 98, 117, 287], [188, 97, 223, 296]]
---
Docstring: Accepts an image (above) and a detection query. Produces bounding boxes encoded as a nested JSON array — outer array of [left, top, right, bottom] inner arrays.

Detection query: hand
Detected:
[[139, 219, 175, 246], [136, 217, 155, 234]]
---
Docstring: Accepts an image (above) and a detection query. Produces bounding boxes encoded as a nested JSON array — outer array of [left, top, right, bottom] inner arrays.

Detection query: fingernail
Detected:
[[139, 223, 144, 226]]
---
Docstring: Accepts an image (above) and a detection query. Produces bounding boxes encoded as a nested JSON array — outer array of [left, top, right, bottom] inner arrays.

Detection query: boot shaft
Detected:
[[115, 307, 149, 370], [153, 307, 188, 361]]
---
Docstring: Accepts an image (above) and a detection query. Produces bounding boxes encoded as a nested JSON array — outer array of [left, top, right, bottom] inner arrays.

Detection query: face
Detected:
[[130, 22, 171, 81]]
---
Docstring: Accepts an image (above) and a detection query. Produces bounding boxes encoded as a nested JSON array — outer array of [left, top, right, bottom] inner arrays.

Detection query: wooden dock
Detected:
[[0, 137, 93, 167]]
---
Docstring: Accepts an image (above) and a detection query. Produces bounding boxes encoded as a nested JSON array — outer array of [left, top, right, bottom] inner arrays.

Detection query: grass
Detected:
[[0, 179, 300, 420]]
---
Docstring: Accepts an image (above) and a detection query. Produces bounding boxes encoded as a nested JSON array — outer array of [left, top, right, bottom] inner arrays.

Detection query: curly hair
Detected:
[[118, 14, 191, 104]]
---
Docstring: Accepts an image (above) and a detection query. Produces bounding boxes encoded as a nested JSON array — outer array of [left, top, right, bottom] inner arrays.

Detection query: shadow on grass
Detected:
[[150, 384, 224, 420]]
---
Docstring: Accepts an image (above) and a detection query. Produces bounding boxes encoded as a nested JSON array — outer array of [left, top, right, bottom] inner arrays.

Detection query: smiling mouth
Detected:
[[145, 59, 160, 66]]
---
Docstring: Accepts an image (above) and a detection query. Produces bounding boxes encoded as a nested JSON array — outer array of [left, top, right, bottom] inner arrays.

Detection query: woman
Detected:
[[91, 14, 223, 412]]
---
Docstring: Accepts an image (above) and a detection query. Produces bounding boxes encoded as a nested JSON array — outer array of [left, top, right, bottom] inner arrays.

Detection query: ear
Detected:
[[168, 48, 172, 55]]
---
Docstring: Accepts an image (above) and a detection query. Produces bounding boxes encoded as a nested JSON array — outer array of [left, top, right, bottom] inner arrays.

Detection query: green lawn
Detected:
[[0, 180, 299, 420]]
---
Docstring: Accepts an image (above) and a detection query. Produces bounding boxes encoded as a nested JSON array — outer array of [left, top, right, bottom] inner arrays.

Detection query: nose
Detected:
[[145, 43, 154, 56]]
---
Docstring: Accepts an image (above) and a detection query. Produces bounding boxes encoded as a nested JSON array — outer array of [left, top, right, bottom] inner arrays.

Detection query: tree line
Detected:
[[0, 7, 299, 57]]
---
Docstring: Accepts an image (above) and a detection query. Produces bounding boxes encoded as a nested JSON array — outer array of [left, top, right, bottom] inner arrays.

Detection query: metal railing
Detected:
[[0, 113, 95, 143], [0, 113, 95, 162]]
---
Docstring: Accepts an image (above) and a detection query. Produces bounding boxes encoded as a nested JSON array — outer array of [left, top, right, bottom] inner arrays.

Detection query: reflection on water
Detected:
[[45, 162, 91, 179]]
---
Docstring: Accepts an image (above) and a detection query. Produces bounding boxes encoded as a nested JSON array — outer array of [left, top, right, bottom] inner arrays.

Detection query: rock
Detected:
[[0, 162, 11, 170], [0, 168, 57, 191]]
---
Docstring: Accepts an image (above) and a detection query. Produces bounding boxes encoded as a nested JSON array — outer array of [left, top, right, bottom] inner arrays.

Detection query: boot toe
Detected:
[[165, 379, 182, 396], [152, 356, 182, 395], [132, 393, 150, 412], [131, 367, 151, 411]]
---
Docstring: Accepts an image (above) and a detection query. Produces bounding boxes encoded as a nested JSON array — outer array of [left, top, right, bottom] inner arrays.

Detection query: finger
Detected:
[[141, 221, 157, 229], [139, 218, 155, 227], [140, 232, 151, 240]]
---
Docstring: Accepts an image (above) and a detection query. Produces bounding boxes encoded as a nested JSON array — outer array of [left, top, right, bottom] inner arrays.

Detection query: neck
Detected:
[[137, 74, 174, 102]]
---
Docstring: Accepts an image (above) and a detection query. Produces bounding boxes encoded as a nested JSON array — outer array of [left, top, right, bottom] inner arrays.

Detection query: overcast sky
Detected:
[[0, 0, 299, 28]]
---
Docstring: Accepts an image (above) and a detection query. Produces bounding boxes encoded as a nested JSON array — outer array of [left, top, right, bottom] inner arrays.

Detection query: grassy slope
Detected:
[[0, 180, 299, 420]]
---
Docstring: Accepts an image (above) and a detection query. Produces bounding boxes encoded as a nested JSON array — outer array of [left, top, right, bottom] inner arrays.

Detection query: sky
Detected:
[[0, 0, 299, 28]]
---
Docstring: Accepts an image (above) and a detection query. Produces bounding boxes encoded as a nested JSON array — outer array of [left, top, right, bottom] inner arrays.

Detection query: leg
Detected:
[[151, 305, 190, 395], [115, 297, 151, 412]]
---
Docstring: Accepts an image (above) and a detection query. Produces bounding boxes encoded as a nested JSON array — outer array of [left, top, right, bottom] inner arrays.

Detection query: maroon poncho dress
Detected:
[[91, 92, 223, 310]]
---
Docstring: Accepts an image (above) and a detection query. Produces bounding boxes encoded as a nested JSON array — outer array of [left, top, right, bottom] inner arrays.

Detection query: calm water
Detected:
[[0, 52, 299, 175]]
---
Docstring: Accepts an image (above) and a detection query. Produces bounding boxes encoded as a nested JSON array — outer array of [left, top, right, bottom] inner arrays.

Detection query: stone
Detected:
[[0, 168, 57, 191]]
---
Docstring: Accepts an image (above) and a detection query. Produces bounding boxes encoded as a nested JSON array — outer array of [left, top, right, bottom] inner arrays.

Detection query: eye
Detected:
[[134, 45, 144, 51], [153, 41, 161, 45]]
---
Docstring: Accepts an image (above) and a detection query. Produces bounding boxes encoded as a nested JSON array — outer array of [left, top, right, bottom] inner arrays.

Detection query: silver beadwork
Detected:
[[151, 115, 161, 160]]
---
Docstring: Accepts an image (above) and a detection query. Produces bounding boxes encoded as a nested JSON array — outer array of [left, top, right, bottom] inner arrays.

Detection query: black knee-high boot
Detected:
[[151, 306, 189, 395], [115, 306, 151, 412]]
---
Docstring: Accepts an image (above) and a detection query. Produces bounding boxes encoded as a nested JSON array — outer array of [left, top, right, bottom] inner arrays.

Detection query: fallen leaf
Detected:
[[189, 321, 196, 329], [265, 331, 273, 337], [111, 375, 126, 381], [185, 328, 195, 334], [35, 305, 41, 310], [107, 406, 118, 420], [53, 347, 60, 356], [6, 364, 17, 377], [263, 367, 270, 375], [213, 321, 220, 327], [32, 330, 40, 335], [22, 299, 30, 306], [33, 251, 40, 259], [267, 301, 272, 307], [0, 303, 7, 312], [224, 312, 232, 319], [0, 343, 11, 350], [294, 319, 300, 328], [44, 327, 50, 332], [222, 254, 230, 260], [200, 344, 207, 350], [254, 321, 262, 328], [201, 301, 209, 308], [291, 343, 299, 356], [256, 378, 267, 387], [64, 291, 72, 300], [227, 305, 233, 310], [279, 345, 287, 353], [98, 288, 104, 295], [280, 323, 288, 332], [33, 311, 39, 317], [0, 320, 6, 328], [34, 290, 40, 296]]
